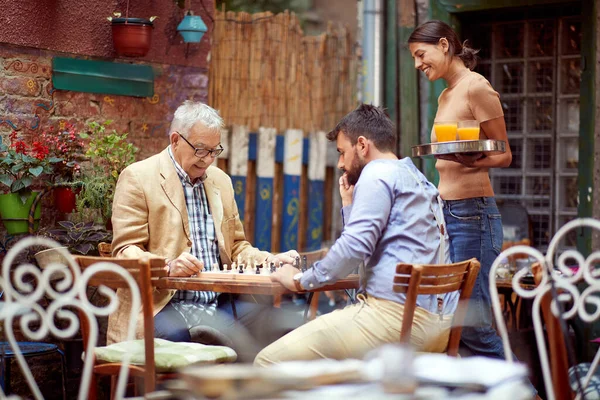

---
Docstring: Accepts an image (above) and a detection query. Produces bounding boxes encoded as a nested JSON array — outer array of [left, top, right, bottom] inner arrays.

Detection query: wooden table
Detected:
[[154, 272, 361, 320]]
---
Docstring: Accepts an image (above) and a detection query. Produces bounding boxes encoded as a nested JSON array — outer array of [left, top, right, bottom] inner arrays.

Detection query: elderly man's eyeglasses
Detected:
[[177, 132, 224, 158]]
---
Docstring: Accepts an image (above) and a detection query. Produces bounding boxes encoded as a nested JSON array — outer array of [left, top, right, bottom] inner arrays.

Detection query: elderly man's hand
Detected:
[[166, 252, 204, 277], [267, 250, 300, 266]]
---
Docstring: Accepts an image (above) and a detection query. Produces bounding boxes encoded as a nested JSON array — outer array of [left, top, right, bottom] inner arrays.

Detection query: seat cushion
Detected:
[[568, 362, 600, 399], [94, 338, 237, 372]]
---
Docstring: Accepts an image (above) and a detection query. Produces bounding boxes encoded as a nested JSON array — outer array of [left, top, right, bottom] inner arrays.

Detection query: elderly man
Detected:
[[255, 104, 457, 366], [109, 101, 297, 358]]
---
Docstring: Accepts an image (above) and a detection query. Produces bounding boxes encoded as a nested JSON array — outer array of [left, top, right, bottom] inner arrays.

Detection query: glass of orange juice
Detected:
[[457, 120, 480, 140], [433, 121, 458, 142]]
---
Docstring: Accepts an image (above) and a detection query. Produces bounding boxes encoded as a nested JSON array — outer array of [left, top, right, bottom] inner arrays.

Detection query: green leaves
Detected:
[[29, 166, 44, 177]]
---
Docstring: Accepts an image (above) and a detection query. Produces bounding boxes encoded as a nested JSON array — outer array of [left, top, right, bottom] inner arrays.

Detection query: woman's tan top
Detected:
[[433, 70, 504, 200]]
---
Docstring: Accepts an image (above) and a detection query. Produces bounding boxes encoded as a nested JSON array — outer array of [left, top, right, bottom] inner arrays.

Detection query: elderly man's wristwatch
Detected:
[[293, 272, 303, 291]]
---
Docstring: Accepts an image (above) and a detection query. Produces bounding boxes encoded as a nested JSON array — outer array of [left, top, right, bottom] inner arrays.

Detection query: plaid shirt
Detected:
[[168, 147, 219, 304]]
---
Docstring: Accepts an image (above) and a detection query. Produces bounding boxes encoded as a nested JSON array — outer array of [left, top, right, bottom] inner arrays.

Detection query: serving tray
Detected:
[[411, 139, 506, 157]]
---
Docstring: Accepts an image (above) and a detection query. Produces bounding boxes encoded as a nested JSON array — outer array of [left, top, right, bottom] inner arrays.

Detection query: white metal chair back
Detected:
[[0, 237, 140, 400], [489, 218, 600, 400]]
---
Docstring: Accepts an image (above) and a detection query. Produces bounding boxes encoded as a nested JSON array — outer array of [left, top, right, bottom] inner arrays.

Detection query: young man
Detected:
[[255, 104, 456, 365]]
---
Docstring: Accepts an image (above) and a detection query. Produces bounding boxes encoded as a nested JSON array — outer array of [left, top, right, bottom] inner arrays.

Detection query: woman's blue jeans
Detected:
[[443, 197, 508, 359]]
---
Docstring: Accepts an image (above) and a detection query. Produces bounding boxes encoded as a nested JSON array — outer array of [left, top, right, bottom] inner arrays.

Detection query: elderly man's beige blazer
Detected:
[[107, 147, 269, 344]]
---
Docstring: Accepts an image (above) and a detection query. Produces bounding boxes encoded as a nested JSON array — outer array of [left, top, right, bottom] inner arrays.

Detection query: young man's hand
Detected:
[[270, 264, 302, 291], [339, 173, 354, 207]]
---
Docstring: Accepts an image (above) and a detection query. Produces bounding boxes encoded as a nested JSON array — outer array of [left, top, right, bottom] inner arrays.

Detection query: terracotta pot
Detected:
[[111, 18, 154, 57], [54, 187, 80, 213]]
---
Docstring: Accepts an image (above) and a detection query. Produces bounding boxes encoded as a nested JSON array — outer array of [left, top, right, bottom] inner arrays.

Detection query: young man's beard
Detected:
[[345, 151, 365, 186]]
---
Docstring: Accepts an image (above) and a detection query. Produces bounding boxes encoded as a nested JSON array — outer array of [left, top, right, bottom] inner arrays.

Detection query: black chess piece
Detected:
[[255, 265, 260, 274], [239, 264, 244, 274], [270, 262, 276, 273], [294, 256, 300, 268], [301, 255, 308, 272]]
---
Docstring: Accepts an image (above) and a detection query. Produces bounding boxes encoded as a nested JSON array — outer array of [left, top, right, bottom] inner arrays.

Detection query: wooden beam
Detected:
[[398, 0, 420, 167], [578, 0, 596, 254], [437, 0, 578, 13], [386, 0, 399, 151]]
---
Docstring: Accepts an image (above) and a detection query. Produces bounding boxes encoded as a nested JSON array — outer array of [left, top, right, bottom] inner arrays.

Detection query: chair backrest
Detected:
[[74, 255, 166, 395], [299, 248, 328, 268], [0, 237, 144, 400], [489, 218, 600, 400], [393, 258, 480, 356], [97, 242, 112, 258]]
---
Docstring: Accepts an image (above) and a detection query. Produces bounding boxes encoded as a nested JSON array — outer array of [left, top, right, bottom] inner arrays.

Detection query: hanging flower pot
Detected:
[[177, 11, 207, 43], [109, 16, 157, 57], [0, 192, 41, 235], [54, 187, 80, 214]]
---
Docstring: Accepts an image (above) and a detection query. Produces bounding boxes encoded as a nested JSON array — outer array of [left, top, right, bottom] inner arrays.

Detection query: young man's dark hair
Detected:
[[326, 104, 396, 152]]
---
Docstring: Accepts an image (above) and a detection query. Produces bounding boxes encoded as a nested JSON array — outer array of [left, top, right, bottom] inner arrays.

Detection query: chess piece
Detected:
[[212, 263, 219, 272], [255, 264, 260, 274], [279, 262, 283, 269], [270, 262, 276, 274], [231, 262, 237, 273], [239, 263, 244, 274], [262, 262, 269, 275], [301, 256, 308, 273], [294, 256, 300, 268]]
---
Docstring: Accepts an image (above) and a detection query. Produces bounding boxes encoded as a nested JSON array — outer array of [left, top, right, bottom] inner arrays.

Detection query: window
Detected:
[[465, 12, 581, 249]]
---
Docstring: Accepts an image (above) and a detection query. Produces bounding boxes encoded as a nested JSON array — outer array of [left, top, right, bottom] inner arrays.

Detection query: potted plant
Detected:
[[0, 131, 62, 234], [76, 121, 138, 227], [108, 12, 157, 57], [43, 123, 86, 213], [36, 221, 112, 261]]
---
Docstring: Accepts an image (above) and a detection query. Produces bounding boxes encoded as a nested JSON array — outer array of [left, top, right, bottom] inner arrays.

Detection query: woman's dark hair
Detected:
[[408, 20, 478, 70], [326, 104, 396, 152]]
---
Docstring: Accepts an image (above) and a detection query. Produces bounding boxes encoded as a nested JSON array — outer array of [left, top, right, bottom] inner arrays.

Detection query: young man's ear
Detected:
[[357, 136, 368, 156]]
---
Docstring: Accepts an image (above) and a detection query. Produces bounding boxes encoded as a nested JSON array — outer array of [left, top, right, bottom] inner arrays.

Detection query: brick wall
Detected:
[[0, 43, 209, 160]]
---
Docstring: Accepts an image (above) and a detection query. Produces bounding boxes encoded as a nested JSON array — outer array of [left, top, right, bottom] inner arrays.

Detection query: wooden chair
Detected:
[[0, 237, 144, 400], [74, 255, 166, 399], [298, 248, 332, 320], [97, 242, 112, 258], [392, 258, 481, 356], [489, 218, 600, 400], [76, 255, 238, 399]]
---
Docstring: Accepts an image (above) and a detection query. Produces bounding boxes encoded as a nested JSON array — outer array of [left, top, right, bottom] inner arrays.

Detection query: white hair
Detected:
[[169, 100, 224, 135]]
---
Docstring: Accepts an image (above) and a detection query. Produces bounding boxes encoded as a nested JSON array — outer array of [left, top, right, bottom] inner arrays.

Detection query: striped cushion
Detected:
[[94, 338, 237, 372], [568, 363, 600, 399]]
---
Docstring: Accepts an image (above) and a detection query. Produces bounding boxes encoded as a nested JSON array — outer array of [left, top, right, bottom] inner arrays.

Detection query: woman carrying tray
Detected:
[[408, 22, 513, 363]]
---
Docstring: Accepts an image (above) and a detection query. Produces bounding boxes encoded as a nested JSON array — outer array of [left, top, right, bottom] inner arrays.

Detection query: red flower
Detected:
[[32, 141, 49, 160], [13, 140, 28, 154]]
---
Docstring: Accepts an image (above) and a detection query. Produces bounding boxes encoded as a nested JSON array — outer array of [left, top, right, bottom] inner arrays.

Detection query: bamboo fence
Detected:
[[209, 10, 357, 133]]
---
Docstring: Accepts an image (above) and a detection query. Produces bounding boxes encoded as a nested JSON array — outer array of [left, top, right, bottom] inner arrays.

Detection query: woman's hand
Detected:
[[339, 173, 354, 207]]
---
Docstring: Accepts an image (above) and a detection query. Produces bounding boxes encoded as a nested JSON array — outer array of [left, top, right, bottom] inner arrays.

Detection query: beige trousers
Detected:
[[254, 294, 454, 366]]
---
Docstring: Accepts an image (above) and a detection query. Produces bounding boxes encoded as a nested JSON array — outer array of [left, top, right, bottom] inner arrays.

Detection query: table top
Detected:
[[495, 277, 536, 291], [154, 272, 360, 296]]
